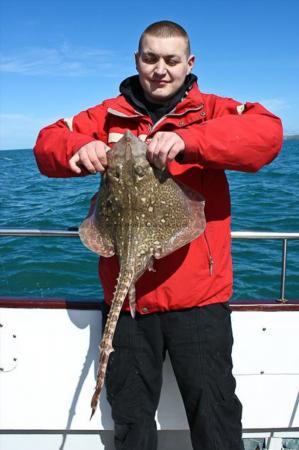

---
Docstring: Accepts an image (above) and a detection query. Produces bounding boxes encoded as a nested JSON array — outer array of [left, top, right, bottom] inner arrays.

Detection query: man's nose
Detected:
[[154, 59, 167, 76]]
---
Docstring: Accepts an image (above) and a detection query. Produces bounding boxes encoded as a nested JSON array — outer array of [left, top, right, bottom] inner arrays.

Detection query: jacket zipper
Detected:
[[203, 232, 214, 276]]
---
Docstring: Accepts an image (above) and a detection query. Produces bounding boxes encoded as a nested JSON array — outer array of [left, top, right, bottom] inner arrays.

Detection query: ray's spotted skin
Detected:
[[79, 131, 206, 418]]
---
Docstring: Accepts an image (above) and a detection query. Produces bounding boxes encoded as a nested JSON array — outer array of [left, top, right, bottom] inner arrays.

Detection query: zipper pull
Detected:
[[209, 256, 214, 276]]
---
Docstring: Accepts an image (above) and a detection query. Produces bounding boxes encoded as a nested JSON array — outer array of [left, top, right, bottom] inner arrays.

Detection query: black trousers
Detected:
[[102, 302, 244, 450]]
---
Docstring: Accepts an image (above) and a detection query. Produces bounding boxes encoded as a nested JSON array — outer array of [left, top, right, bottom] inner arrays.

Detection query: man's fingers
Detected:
[[80, 152, 98, 174], [95, 145, 108, 169], [147, 132, 185, 168], [148, 133, 173, 168], [69, 153, 82, 174], [167, 142, 183, 162], [69, 141, 110, 174], [147, 137, 159, 164], [148, 133, 168, 167], [88, 148, 105, 172], [154, 147, 168, 168]]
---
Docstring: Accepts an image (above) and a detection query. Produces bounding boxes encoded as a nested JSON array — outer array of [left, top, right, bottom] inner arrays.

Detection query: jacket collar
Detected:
[[108, 76, 205, 119], [119, 74, 197, 115]]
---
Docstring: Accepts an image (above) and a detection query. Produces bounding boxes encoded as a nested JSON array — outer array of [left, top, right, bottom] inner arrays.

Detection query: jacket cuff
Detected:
[[67, 134, 96, 158], [173, 129, 203, 164]]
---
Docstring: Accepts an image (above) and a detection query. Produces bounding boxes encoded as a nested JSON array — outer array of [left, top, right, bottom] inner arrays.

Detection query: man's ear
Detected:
[[187, 54, 195, 74], [134, 52, 140, 72]]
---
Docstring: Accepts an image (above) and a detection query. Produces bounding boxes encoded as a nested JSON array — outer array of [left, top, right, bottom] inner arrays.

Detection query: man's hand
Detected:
[[147, 132, 185, 169], [69, 141, 110, 174]]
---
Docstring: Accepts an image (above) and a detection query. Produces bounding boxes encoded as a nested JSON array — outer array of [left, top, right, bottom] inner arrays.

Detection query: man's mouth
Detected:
[[152, 80, 169, 85]]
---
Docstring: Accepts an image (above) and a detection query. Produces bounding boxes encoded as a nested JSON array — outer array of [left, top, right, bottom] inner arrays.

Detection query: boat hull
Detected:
[[0, 301, 298, 449]]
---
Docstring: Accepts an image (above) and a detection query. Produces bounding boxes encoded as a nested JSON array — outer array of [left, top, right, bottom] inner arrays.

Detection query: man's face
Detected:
[[135, 34, 195, 103]]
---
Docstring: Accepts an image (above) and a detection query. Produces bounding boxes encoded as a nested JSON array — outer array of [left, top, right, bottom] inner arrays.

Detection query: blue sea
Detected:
[[0, 140, 298, 302]]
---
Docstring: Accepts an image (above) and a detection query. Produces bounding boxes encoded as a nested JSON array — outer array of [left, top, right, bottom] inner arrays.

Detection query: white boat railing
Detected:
[[1, 228, 299, 302]]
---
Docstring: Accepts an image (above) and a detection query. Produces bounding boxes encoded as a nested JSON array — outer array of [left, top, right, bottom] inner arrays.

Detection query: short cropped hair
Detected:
[[138, 21, 191, 56]]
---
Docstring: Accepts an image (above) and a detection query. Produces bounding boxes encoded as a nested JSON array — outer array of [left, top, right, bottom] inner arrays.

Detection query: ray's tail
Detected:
[[90, 269, 134, 419]]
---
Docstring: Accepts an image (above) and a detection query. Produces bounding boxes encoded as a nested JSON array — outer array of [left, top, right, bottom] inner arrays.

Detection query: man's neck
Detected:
[[119, 74, 197, 123]]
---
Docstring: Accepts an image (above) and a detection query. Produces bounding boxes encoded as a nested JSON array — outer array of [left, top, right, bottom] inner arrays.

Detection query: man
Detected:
[[34, 21, 283, 450]]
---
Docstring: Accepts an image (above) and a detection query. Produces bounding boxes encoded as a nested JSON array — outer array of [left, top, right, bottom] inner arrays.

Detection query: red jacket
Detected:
[[34, 83, 283, 313]]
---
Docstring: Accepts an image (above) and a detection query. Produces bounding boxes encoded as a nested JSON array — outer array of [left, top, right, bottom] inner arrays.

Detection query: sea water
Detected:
[[0, 140, 298, 301], [1, 141, 299, 448]]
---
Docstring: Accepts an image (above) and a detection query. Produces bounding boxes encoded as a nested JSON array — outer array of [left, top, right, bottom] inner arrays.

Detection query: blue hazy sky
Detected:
[[1, 0, 298, 149]]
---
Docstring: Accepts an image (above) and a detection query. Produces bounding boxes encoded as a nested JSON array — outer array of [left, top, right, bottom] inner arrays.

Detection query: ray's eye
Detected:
[[108, 168, 121, 180], [134, 165, 145, 177]]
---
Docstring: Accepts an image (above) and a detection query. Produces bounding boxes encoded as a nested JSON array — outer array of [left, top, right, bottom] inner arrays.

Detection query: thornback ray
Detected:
[[79, 130, 206, 418]]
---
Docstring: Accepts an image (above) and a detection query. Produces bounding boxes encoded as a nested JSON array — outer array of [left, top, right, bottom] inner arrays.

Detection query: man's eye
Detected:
[[166, 59, 179, 66], [142, 56, 157, 64]]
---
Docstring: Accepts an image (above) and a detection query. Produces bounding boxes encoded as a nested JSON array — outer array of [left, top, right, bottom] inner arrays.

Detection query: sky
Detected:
[[0, 0, 298, 149]]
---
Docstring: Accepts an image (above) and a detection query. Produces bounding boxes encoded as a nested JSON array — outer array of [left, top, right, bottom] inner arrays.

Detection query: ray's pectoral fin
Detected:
[[155, 183, 206, 259], [79, 214, 115, 257]]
